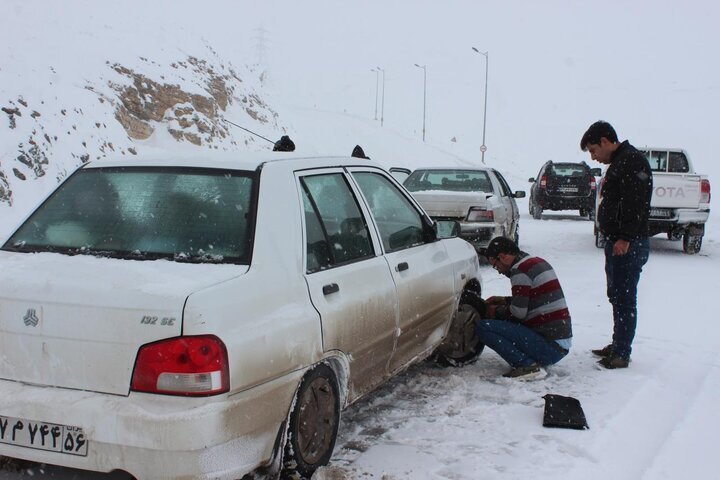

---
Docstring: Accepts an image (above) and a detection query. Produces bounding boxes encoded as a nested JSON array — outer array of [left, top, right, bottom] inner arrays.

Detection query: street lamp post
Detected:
[[472, 47, 489, 164], [371, 68, 379, 120], [376, 66, 385, 127], [414, 63, 427, 142]]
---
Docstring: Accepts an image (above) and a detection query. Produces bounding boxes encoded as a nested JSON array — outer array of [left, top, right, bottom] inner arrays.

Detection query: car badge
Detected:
[[23, 308, 40, 327]]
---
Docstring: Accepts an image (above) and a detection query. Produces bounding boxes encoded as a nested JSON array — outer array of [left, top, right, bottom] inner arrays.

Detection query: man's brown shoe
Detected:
[[591, 344, 613, 358], [598, 355, 629, 369]]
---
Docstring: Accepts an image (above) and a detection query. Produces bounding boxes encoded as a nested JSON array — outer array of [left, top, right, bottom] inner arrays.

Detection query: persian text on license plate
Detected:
[[650, 208, 673, 218], [0, 415, 88, 456]]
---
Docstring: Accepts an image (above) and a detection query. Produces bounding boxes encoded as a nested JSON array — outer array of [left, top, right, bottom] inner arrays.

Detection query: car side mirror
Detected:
[[590, 168, 602, 176], [528, 177, 535, 183], [435, 220, 461, 239], [514, 191, 526, 199]]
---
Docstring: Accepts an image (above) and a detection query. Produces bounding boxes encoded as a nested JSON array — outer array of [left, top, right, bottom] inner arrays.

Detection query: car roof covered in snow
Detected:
[[83, 151, 384, 172]]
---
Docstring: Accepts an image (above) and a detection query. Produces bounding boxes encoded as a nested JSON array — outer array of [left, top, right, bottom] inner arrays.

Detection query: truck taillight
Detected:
[[131, 335, 229, 396], [467, 207, 494, 222], [590, 178, 597, 190], [700, 179, 711, 204], [540, 175, 547, 189]]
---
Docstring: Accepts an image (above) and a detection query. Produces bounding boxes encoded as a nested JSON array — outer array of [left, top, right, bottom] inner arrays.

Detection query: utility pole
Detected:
[[371, 68, 379, 120], [472, 47, 489, 164], [376, 67, 386, 127], [414, 63, 427, 142]]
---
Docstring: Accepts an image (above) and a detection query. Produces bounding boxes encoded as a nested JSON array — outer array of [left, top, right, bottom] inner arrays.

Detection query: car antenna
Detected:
[[223, 119, 275, 145]]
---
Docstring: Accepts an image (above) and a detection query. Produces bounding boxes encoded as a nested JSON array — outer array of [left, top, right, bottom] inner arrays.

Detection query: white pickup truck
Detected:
[[595, 147, 711, 254]]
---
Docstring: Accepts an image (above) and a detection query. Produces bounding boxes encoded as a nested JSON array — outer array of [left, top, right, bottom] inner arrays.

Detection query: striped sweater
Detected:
[[495, 252, 572, 341]]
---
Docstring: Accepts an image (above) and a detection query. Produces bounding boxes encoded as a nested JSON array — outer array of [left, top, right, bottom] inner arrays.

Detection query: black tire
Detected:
[[532, 203, 542, 220], [282, 364, 340, 478], [579, 208, 588, 217], [682, 234, 702, 254], [434, 290, 485, 367], [595, 231, 606, 249]]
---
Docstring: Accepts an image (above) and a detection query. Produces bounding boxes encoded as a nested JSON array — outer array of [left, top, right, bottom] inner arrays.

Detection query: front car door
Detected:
[[349, 169, 456, 374], [492, 170, 519, 239], [299, 169, 398, 401]]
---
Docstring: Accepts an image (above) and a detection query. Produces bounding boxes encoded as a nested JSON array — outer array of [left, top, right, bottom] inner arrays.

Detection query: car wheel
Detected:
[[282, 364, 340, 478], [682, 233, 703, 254], [595, 231, 606, 249], [579, 208, 588, 217], [434, 290, 485, 367], [532, 204, 542, 220]]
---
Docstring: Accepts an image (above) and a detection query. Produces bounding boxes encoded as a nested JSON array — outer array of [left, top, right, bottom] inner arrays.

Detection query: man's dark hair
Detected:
[[273, 135, 295, 152], [485, 236, 519, 259], [580, 121, 618, 151]]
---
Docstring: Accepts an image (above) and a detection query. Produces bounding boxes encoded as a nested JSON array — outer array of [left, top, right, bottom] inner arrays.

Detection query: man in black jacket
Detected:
[[581, 121, 652, 369]]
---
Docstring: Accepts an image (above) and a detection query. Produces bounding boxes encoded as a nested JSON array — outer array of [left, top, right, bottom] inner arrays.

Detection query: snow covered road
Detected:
[[2, 212, 718, 480]]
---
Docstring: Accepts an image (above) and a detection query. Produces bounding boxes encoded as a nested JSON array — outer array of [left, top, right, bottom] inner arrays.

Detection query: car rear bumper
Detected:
[[648, 208, 710, 228], [458, 222, 502, 250], [0, 370, 303, 479], [537, 194, 594, 210]]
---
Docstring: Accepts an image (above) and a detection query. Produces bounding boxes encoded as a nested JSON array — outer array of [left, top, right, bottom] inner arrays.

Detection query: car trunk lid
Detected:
[[0, 251, 245, 395], [411, 190, 491, 218], [546, 174, 592, 197]]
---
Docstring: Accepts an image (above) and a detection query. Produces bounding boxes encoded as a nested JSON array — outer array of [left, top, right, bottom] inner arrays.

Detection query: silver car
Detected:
[[398, 167, 525, 252]]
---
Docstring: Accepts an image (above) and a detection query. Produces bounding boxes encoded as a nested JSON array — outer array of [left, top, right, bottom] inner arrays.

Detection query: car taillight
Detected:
[[590, 178, 597, 190], [467, 207, 494, 222], [540, 176, 547, 189], [700, 179, 711, 204], [131, 335, 229, 396]]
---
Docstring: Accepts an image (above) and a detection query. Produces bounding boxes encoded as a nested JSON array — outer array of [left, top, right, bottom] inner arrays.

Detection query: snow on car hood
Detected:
[[0, 251, 248, 395], [410, 190, 492, 218]]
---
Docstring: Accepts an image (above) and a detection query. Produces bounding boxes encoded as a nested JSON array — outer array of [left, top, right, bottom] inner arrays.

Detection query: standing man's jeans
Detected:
[[604, 236, 650, 359], [475, 320, 568, 368]]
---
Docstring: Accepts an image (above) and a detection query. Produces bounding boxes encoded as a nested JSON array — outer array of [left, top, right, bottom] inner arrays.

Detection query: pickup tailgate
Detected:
[[652, 173, 703, 209]]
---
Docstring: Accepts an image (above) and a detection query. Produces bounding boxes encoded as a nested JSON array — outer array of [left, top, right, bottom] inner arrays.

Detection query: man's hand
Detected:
[[485, 296, 507, 305], [613, 239, 630, 256]]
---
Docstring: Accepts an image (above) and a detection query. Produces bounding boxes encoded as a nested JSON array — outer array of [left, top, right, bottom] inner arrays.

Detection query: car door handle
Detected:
[[396, 262, 409, 272], [322, 283, 339, 295]]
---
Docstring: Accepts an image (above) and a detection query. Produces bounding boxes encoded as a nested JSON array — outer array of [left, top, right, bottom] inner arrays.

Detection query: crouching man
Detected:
[[477, 237, 573, 379]]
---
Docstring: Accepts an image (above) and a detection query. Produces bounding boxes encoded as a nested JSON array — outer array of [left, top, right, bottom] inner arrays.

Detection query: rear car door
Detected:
[[300, 170, 398, 400], [349, 169, 456, 374]]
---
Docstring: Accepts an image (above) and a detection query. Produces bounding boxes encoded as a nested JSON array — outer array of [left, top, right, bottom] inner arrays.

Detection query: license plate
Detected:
[[650, 208, 673, 218], [0, 415, 88, 456], [557, 186, 579, 193]]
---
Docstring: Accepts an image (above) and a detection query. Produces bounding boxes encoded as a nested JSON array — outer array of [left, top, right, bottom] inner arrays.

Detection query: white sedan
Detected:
[[0, 153, 484, 479], [397, 167, 526, 252]]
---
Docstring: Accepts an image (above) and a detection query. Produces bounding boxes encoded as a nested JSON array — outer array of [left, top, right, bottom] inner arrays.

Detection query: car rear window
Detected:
[[547, 164, 588, 177], [3, 167, 256, 264], [404, 169, 493, 193]]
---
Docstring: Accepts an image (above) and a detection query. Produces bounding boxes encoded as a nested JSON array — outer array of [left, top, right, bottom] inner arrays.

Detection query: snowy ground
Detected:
[[2, 210, 717, 480]]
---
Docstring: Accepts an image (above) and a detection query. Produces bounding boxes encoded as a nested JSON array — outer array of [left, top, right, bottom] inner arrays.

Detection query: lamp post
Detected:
[[414, 63, 427, 142], [371, 68, 379, 120], [472, 47, 489, 164], [376, 66, 385, 127]]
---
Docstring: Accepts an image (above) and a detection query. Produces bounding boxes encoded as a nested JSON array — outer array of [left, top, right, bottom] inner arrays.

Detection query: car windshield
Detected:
[[547, 164, 587, 177], [2, 167, 256, 264], [404, 169, 493, 193]]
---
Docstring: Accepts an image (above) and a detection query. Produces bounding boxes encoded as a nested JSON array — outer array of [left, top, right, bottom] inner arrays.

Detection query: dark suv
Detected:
[[528, 161, 601, 219]]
